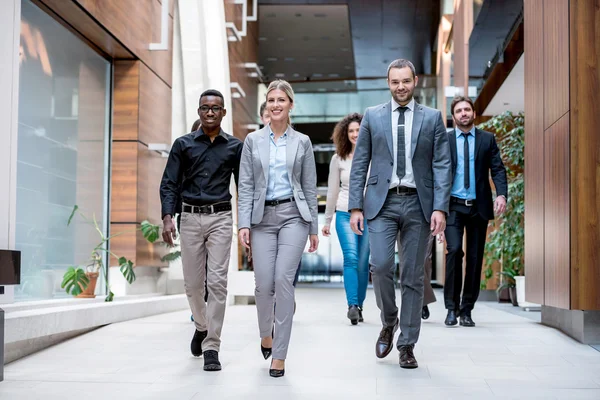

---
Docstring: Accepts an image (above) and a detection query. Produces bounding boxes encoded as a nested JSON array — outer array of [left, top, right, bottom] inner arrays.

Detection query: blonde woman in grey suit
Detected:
[[238, 80, 319, 378]]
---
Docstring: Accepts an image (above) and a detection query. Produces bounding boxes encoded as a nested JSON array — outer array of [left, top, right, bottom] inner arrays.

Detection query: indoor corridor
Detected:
[[1, 288, 600, 400]]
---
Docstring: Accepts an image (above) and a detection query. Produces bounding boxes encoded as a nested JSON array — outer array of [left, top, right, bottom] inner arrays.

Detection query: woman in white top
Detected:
[[322, 113, 370, 325]]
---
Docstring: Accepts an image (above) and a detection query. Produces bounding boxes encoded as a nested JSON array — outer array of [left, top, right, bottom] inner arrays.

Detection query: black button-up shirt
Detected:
[[160, 129, 243, 219]]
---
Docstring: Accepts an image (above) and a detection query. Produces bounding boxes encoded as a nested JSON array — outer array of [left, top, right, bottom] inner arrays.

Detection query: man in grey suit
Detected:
[[349, 59, 452, 369]]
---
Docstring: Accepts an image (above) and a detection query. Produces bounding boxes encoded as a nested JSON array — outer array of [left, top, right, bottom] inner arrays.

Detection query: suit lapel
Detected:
[[286, 127, 299, 179], [449, 130, 457, 174], [411, 103, 424, 156], [258, 127, 270, 182], [381, 102, 393, 158], [474, 128, 484, 164]]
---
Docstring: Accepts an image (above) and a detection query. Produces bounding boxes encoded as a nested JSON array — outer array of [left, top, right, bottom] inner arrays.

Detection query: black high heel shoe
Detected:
[[269, 360, 285, 378], [261, 344, 272, 360]]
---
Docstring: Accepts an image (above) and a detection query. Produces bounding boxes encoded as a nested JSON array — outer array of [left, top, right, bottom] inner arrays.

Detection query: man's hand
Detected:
[[430, 211, 446, 236], [308, 234, 319, 253], [494, 196, 507, 215], [162, 215, 176, 246], [321, 224, 331, 237], [239, 228, 251, 250], [350, 209, 365, 235]]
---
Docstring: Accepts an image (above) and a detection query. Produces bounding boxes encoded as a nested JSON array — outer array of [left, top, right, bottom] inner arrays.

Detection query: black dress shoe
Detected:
[[375, 319, 399, 359], [347, 305, 360, 325], [358, 307, 364, 322], [444, 310, 458, 326], [191, 329, 207, 357], [203, 350, 221, 371], [261, 344, 272, 360], [421, 305, 430, 320], [269, 361, 285, 378], [459, 314, 476, 327], [399, 345, 418, 369]]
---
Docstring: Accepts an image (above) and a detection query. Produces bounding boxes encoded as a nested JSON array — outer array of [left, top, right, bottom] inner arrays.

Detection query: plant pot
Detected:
[[508, 286, 518, 306], [497, 287, 511, 303], [514, 275, 541, 308], [76, 272, 99, 298]]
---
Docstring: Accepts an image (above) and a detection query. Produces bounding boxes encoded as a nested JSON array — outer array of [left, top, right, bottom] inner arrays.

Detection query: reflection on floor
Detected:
[[2, 288, 600, 399]]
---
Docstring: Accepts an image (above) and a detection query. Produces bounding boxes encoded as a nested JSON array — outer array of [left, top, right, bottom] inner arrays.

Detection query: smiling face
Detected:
[[198, 95, 226, 131], [387, 67, 418, 106], [452, 100, 476, 131], [347, 121, 360, 146], [266, 89, 292, 124]]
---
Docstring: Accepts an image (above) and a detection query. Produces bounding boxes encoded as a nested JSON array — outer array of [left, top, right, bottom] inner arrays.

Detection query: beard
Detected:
[[455, 116, 474, 129], [392, 89, 413, 105]]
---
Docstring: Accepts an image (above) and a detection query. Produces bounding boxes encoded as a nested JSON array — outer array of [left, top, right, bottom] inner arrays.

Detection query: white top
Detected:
[[324, 154, 352, 226], [390, 97, 416, 189]]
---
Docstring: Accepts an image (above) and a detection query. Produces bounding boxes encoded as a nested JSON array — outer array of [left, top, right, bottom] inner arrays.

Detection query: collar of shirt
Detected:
[[268, 124, 290, 139], [455, 126, 476, 138], [391, 97, 415, 112], [193, 128, 230, 142]]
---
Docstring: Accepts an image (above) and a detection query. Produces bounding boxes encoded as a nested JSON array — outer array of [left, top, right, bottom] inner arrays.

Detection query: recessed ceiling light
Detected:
[[329, 73, 339, 78], [293, 73, 300, 77], [259, 37, 267, 41], [297, 88, 307, 92], [285, 57, 295, 61], [344, 66, 352, 70], [340, 48, 349, 52], [313, 73, 323, 78], [275, 73, 285, 78], [317, 88, 327, 92], [267, 57, 278, 62]]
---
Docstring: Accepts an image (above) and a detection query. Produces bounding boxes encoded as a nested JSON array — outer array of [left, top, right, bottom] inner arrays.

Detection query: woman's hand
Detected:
[[308, 234, 319, 253], [239, 228, 251, 250], [321, 224, 331, 237]]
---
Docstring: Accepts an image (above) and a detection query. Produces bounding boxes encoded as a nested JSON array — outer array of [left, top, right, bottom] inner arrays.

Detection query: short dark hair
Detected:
[[259, 101, 267, 116], [190, 119, 201, 132], [199, 89, 224, 106], [387, 59, 416, 79], [332, 113, 363, 160], [450, 96, 475, 115]]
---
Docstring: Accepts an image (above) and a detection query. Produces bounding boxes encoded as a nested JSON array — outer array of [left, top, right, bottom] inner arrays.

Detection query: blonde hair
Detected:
[[266, 80, 294, 126]]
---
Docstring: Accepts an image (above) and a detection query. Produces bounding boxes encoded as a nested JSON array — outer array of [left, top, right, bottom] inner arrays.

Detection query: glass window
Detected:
[[15, 0, 111, 301]]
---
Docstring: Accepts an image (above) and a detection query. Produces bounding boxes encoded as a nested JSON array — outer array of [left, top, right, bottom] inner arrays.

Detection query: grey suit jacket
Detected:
[[238, 126, 319, 234], [348, 101, 452, 222]]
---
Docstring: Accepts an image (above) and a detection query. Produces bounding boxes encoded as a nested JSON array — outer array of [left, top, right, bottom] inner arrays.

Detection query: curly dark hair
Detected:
[[332, 113, 363, 159]]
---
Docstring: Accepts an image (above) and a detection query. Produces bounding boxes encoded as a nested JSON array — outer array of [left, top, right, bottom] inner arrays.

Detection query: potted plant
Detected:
[[478, 112, 525, 303], [60, 205, 160, 302], [497, 264, 521, 306]]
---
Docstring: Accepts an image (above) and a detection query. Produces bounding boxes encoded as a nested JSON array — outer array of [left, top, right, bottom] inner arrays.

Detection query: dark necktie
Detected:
[[461, 132, 470, 189], [396, 106, 409, 180]]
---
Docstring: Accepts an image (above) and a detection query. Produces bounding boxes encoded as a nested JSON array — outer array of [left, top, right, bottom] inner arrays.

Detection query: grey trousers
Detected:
[[180, 209, 233, 352], [251, 201, 309, 360], [398, 233, 436, 306], [368, 192, 431, 347]]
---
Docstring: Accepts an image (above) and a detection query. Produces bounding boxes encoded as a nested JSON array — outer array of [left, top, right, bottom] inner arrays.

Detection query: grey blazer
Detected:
[[238, 126, 319, 235], [348, 101, 453, 222]]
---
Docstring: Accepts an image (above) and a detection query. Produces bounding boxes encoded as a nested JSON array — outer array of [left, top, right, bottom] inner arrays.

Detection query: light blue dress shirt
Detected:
[[266, 126, 294, 201], [451, 126, 476, 200]]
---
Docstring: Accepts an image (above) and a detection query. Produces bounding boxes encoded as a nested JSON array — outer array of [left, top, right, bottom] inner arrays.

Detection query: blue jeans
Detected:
[[336, 211, 370, 307]]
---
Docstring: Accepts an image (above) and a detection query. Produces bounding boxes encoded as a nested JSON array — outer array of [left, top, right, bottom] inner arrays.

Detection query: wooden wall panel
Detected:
[[136, 143, 167, 225], [109, 225, 167, 267], [570, 0, 600, 311], [543, 113, 570, 309], [543, 0, 570, 129], [226, 2, 259, 140], [139, 63, 172, 146], [523, 0, 545, 304], [113, 61, 140, 141], [72, 0, 173, 85], [110, 142, 138, 223]]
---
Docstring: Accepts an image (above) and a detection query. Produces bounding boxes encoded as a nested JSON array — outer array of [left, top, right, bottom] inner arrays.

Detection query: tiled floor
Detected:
[[2, 288, 600, 399]]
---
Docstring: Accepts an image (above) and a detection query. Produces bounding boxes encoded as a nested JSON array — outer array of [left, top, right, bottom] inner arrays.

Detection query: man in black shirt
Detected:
[[160, 90, 243, 371]]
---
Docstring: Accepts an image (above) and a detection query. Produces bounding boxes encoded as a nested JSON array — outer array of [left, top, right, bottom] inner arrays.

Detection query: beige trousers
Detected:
[[180, 209, 233, 352]]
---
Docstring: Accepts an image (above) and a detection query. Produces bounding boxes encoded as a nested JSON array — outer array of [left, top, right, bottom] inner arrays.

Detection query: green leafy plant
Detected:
[[61, 205, 161, 301], [478, 112, 524, 290]]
